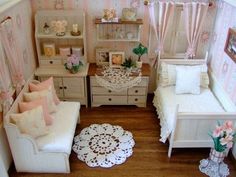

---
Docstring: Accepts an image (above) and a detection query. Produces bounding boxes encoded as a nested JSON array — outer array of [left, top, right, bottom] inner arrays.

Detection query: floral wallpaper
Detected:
[[209, 0, 236, 106], [0, 0, 36, 79]]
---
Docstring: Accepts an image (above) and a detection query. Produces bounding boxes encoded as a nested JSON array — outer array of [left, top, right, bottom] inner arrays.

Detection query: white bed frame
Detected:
[[157, 54, 236, 158]]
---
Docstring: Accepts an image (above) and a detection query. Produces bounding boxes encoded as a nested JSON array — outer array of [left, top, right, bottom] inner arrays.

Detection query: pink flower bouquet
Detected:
[[64, 54, 83, 74], [210, 121, 235, 152]]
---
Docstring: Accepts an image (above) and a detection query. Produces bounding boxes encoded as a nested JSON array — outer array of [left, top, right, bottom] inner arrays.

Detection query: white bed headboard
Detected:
[[156, 52, 208, 84], [157, 52, 208, 69]]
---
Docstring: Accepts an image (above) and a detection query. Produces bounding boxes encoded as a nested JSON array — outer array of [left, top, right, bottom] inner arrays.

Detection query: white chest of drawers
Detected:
[[89, 64, 150, 107]]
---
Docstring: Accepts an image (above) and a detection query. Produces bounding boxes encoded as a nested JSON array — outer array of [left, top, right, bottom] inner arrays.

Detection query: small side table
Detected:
[[199, 158, 229, 177]]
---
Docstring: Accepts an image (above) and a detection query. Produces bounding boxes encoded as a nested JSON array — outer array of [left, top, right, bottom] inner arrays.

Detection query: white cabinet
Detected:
[[36, 64, 89, 107], [34, 10, 88, 106]]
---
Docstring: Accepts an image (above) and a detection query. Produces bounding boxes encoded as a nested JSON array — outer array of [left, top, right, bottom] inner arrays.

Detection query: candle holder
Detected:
[[71, 24, 81, 36]]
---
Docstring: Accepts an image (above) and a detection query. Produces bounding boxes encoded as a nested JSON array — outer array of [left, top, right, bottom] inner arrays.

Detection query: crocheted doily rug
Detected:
[[73, 124, 135, 168]]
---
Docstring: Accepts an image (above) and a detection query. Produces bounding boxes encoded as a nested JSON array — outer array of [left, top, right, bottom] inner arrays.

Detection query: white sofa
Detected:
[[4, 78, 80, 173]]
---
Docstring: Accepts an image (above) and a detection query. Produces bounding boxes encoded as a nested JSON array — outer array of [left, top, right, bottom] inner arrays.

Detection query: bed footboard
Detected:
[[168, 105, 236, 157]]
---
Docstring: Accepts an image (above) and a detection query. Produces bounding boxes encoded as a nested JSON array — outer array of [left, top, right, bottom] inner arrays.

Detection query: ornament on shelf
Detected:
[[55, 0, 64, 10], [102, 9, 118, 22], [71, 24, 81, 36], [43, 43, 56, 57], [122, 8, 137, 21], [51, 20, 67, 36], [114, 27, 125, 39], [43, 22, 50, 34]]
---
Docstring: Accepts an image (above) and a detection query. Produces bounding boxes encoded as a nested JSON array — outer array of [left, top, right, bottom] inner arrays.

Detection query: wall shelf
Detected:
[[95, 18, 143, 25], [95, 18, 143, 42]]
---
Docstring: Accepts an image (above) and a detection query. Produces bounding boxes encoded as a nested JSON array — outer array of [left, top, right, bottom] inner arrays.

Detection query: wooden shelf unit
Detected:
[[95, 18, 143, 42], [34, 10, 89, 107]]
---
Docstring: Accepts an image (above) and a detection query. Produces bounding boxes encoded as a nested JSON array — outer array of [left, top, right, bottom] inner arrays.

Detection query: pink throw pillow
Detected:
[[29, 77, 60, 105], [19, 98, 53, 126]]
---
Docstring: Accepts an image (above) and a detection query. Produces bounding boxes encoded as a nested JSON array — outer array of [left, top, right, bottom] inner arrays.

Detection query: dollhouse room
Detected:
[[0, 0, 236, 176]]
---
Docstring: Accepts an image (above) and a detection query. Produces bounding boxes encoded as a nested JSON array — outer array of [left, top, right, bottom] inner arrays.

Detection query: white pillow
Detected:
[[175, 66, 201, 95], [24, 88, 57, 113], [10, 106, 49, 138], [159, 62, 209, 88]]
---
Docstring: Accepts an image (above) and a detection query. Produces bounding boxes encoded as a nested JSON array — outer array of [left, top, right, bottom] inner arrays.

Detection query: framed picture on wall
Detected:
[[109, 51, 125, 68], [224, 28, 236, 63], [96, 48, 110, 66]]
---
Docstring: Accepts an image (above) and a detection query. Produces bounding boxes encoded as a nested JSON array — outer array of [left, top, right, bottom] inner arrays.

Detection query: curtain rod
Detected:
[[144, 0, 209, 6]]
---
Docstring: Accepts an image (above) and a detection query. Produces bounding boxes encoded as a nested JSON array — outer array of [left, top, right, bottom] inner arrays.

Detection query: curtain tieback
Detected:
[[186, 46, 196, 58], [13, 74, 25, 95], [0, 91, 12, 100]]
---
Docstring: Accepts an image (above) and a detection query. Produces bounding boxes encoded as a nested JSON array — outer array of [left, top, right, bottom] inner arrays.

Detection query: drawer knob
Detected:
[[108, 98, 112, 101], [64, 86, 67, 89], [135, 98, 138, 101], [108, 90, 112, 93], [50, 61, 53, 64], [59, 86, 63, 89], [135, 90, 139, 93]]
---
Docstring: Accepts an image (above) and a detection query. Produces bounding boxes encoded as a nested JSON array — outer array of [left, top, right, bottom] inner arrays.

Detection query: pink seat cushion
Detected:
[[29, 77, 60, 105], [19, 98, 53, 126]]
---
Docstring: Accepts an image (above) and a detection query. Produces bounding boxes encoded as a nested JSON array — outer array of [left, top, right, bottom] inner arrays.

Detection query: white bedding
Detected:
[[36, 102, 80, 154], [153, 86, 225, 143]]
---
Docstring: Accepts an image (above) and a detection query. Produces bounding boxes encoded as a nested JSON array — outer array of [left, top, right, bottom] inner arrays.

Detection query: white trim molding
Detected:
[[223, 0, 236, 7]]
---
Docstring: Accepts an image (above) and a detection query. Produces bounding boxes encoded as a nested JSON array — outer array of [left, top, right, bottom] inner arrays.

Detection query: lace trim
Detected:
[[95, 67, 142, 92], [153, 89, 171, 143]]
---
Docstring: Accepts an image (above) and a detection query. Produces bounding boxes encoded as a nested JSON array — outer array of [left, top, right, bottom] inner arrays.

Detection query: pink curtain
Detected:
[[183, 2, 208, 58], [148, 1, 175, 53], [0, 48, 13, 116], [148, 1, 174, 67], [0, 18, 25, 95]]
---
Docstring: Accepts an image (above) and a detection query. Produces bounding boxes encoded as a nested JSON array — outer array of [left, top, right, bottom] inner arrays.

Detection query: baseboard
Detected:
[[209, 70, 236, 159]]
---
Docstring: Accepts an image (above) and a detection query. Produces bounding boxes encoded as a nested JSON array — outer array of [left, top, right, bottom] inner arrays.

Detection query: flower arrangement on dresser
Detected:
[[64, 54, 83, 74]]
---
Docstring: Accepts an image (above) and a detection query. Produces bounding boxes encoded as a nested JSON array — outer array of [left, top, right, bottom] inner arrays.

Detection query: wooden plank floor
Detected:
[[10, 95, 236, 177]]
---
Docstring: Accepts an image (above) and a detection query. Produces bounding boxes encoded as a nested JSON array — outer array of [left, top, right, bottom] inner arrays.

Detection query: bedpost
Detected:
[[168, 104, 179, 158]]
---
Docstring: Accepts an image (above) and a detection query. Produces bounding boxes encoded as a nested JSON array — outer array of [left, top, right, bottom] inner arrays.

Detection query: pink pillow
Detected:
[[29, 77, 60, 105], [19, 98, 53, 126]]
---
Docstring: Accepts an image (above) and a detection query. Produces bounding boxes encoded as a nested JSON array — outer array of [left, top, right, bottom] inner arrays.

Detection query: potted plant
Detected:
[[121, 57, 136, 71], [209, 121, 235, 163], [132, 43, 148, 68], [64, 54, 83, 74]]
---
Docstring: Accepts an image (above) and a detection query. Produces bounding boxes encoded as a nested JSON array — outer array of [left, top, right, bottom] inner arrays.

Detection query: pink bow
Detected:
[[186, 46, 196, 58]]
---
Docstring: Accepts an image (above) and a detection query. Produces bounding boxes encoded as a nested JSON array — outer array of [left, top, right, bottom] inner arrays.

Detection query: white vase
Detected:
[[136, 61, 142, 68], [209, 148, 225, 163]]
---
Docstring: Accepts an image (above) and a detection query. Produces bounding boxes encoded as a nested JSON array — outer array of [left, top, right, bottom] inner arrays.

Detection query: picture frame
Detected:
[[109, 51, 125, 68], [96, 48, 110, 66], [224, 28, 236, 63], [43, 43, 56, 57]]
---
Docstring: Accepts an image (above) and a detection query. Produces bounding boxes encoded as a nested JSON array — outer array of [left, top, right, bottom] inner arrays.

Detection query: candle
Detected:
[[72, 24, 78, 33]]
